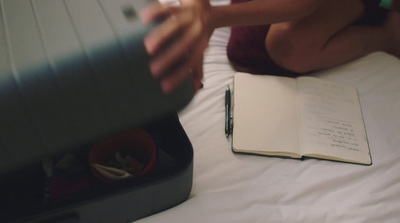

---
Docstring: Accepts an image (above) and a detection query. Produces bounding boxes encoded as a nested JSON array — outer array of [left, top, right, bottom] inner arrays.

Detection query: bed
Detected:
[[138, 0, 400, 222]]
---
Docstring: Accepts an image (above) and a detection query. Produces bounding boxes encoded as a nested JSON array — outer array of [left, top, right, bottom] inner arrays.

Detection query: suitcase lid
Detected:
[[0, 0, 194, 175]]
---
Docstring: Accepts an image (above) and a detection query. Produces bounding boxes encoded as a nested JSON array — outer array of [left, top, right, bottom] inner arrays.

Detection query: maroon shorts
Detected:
[[227, 0, 388, 76]]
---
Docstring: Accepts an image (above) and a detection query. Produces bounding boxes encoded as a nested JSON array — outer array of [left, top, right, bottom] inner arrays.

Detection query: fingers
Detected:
[[140, 2, 171, 25], [159, 50, 204, 94], [144, 8, 207, 94], [143, 6, 185, 55], [146, 9, 195, 74], [148, 10, 204, 77], [159, 39, 206, 94], [144, 14, 179, 56], [140, 1, 211, 94]]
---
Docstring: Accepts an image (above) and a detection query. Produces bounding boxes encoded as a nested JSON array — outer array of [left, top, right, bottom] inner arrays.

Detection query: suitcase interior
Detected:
[[0, 114, 193, 223]]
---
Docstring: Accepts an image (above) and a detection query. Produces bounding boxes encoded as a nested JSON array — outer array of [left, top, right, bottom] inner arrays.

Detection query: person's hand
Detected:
[[140, 0, 214, 94]]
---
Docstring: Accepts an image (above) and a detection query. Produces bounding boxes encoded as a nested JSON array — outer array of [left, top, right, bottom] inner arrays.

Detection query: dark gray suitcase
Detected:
[[1, 115, 193, 223], [0, 0, 193, 174], [0, 0, 194, 222]]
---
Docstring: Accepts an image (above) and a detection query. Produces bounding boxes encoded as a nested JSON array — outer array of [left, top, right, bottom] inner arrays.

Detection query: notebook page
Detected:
[[232, 73, 300, 155], [297, 77, 370, 164]]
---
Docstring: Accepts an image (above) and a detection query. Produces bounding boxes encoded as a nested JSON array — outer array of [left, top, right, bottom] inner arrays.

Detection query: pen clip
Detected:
[[225, 85, 232, 138]]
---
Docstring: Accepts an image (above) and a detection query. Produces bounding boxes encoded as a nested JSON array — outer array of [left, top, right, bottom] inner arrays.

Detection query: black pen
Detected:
[[225, 85, 231, 138]]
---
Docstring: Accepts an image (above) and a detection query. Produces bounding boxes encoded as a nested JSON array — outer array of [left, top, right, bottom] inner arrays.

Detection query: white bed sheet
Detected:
[[137, 1, 400, 222]]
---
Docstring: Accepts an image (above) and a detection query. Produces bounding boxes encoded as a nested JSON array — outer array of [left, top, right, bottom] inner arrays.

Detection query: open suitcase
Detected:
[[1, 115, 193, 223], [0, 0, 194, 222]]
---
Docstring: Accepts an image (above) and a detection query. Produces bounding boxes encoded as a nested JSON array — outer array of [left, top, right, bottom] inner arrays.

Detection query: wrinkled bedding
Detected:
[[138, 1, 400, 222]]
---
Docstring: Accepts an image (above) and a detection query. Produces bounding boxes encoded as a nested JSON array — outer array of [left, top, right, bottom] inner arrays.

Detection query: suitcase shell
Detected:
[[0, 0, 194, 222], [0, 0, 194, 175], [1, 115, 193, 223]]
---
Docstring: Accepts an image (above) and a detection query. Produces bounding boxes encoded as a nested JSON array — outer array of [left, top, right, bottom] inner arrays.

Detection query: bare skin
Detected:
[[141, 0, 212, 94], [266, 0, 400, 73], [141, 0, 400, 93]]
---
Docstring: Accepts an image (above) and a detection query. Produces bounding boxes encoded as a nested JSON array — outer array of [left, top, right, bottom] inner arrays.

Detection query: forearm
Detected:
[[210, 0, 321, 28]]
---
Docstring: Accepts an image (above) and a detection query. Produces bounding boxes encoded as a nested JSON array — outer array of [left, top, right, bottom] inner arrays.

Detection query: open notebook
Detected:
[[232, 72, 371, 165]]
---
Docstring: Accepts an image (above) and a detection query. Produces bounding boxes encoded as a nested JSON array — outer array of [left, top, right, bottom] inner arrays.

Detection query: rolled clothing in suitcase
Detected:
[[1, 114, 194, 223]]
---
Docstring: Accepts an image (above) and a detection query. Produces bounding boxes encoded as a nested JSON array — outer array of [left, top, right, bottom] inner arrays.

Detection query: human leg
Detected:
[[266, 0, 398, 74], [227, 25, 299, 76], [226, 0, 299, 76], [383, 11, 400, 58]]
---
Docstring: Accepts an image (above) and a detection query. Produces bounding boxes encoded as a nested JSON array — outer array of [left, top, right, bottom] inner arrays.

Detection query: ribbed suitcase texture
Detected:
[[0, 0, 194, 222], [0, 0, 193, 175]]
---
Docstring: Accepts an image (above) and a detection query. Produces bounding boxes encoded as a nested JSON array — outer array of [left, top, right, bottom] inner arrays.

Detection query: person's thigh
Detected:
[[276, 0, 364, 40], [266, 0, 365, 70]]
